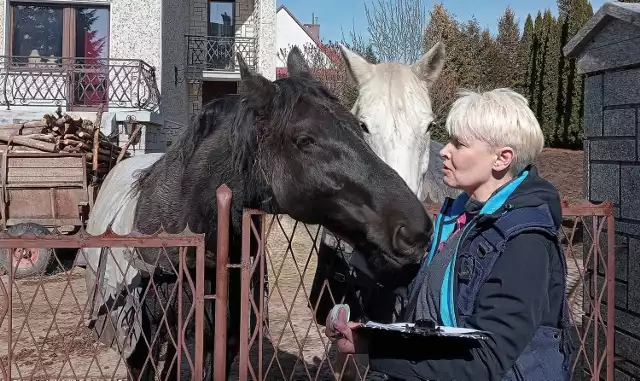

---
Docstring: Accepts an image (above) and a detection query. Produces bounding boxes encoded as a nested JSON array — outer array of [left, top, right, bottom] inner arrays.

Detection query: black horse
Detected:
[[91, 47, 432, 380]]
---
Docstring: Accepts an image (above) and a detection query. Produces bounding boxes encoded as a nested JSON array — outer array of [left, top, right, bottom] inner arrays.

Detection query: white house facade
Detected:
[[0, 0, 276, 152]]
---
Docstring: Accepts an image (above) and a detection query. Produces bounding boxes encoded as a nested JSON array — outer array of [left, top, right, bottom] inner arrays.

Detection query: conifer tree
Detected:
[[495, 6, 521, 88], [518, 14, 535, 98]]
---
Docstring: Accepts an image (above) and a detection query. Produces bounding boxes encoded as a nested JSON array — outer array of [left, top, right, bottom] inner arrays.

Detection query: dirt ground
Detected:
[[0, 269, 129, 380], [0, 148, 588, 381]]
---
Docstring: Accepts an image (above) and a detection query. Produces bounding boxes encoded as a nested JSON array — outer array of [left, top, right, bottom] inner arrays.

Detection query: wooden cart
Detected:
[[0, 151, 95, 278]]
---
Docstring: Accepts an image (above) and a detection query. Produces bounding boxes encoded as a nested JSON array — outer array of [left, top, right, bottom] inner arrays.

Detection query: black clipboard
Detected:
[[355, 319, 491, 341]]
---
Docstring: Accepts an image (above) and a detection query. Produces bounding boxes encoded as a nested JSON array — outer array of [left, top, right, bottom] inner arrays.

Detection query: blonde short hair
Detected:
[[445, 88, 544, 175]]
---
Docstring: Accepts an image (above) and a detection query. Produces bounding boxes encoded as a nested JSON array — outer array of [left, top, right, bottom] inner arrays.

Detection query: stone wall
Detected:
[[583, 66, 640, 381]]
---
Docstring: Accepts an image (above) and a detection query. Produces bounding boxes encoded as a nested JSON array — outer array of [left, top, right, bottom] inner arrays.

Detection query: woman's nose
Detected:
[[439, 144, 449, 158]]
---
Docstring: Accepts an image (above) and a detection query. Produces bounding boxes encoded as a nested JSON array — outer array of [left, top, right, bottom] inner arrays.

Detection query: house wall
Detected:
[[0, 0, 169, 154], [190, 0, 255, 39], [160, 0, 189, 123], [188, 0, 275, 118], [275, 8, 331, 69], [580, 19, 640, 381]]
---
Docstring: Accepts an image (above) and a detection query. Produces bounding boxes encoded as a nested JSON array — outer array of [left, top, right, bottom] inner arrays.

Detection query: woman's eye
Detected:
[[296, 136, 314, 147], [359, 122, 369, 134]]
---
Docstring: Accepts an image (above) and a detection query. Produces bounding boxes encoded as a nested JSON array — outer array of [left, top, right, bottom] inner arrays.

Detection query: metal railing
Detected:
[[230, 200, 615, 380], [186, 35, 256, 73], [0, 56, 161, 112]]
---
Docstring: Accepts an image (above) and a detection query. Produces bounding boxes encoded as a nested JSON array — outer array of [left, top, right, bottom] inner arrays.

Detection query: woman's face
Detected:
[[439, 136, 497, 193]]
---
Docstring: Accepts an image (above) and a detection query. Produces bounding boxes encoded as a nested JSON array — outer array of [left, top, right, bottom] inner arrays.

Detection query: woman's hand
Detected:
[[324, 305, 367, 354]]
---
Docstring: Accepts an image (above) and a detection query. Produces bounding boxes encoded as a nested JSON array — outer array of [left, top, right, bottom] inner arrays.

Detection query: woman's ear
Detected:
[[493, 147, 515, 172]]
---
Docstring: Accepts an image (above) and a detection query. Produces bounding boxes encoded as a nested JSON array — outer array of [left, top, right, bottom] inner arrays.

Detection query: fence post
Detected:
[[215, 185, 232, 380], [606, 210, 615, 381]]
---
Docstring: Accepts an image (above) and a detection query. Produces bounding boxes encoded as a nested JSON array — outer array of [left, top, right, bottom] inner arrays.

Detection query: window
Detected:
[[10, 3, 110, 62], [207, 1, 235, 69], [208, 1, 235, 38], [9, 2, 110, 109]]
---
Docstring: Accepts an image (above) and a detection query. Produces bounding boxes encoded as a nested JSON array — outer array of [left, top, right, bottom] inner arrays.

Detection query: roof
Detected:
[[276, 5, 341, 66], [563, 1, 640, 58]]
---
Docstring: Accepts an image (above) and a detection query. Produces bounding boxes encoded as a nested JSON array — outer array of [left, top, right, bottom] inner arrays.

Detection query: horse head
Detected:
[[236, 47, 433, 274], [338, 43, 446, 200]]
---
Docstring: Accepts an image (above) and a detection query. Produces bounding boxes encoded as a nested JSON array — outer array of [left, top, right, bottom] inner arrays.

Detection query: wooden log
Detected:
[[81, 119, 94, 132], [62, 139, 90, 150], [84, 151, 113, 163], [0, 131, 58, 152], [19, 133, 56, 143], [65, 121, 78, 135], [71, 115, 83, 128], [42, 114, 57, 128]]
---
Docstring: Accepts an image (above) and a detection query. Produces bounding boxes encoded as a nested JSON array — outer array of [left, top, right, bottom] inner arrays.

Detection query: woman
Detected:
[[325, 88, 574, 380]]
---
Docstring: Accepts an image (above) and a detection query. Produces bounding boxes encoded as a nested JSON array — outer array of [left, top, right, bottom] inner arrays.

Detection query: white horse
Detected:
[[339, 42, 459, 204], [326, 42, 460, 380]]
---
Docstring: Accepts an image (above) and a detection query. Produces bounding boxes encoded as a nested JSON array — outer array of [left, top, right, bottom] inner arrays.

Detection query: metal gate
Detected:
[[232, 200, 616, 381]]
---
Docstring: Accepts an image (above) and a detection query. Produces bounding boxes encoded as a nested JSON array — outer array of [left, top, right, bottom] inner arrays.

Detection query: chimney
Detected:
[[304, 13, 320, 40]]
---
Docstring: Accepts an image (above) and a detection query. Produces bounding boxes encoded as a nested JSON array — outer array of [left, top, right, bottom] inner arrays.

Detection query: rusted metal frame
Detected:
[[214, 185, 232, 380], [258, 215, 267, 380], [0, 232, 206, 380], [6, 240, 13, 381], [0, 272, 9, 381], [579, 214, 608, 378], [0, 234, 203, 249], [277, 223, 325, 378], [1, 152, 8, 230], [239, 211, 252, 380], [606, 213, 615, 381], [236, 202, 617, 380], [245, 215, 268, 380]]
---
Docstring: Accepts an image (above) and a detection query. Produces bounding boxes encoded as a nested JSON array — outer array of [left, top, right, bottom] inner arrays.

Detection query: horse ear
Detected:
[[338, 44, 372, 86], [287, 46, 312, 78], [411, 42, 445, 86], [237, 52, 276, 103]]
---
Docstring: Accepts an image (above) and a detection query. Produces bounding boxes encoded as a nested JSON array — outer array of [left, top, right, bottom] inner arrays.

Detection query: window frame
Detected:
[[6, 1, 112, 111], [8, 1, 111, 60], [207, 0, 235, 38]]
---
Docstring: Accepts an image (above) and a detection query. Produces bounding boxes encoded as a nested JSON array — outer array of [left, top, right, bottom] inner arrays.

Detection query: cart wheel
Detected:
[[0, 223, 53, 279]]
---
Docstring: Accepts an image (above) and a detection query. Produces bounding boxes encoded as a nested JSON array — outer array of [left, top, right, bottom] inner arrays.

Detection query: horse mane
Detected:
[[132, 73, 348, 197]]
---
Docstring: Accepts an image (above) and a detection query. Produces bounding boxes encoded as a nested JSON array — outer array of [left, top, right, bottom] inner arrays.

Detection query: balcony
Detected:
[[0, 56, 160, 112], [186, 35, 256, 80]]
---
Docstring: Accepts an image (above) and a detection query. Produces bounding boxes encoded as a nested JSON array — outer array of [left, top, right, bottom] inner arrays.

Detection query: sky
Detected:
[[276, 0, 607, 44]]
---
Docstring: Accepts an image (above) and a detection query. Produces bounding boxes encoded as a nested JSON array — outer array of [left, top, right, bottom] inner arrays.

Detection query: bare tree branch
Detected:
[[341, 0, 427, 64]]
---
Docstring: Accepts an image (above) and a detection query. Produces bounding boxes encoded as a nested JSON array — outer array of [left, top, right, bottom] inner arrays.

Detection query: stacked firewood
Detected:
[[0, 106, 130, 177]]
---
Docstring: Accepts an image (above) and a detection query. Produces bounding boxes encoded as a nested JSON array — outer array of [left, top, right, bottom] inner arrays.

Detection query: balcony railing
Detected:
[[0, 56, 161, 112], [186, 35, 256, 73]]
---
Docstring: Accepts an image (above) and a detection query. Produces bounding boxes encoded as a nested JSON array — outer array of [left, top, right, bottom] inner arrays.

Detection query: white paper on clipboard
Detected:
[[359, 321, 491, 341]]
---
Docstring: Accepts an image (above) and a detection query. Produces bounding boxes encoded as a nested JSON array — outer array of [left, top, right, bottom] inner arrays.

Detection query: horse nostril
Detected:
[[392, 224, 415, 256]]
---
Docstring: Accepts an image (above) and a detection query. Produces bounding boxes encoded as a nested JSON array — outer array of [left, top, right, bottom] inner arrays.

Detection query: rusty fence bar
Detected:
[[232, 200, 616, 381], [0, 227, 206, 380]]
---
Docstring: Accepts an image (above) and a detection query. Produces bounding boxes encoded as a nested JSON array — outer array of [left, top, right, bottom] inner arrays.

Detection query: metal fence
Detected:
[[230, 200, 615, 380], [0, 56, 160, 112], [0, 224, 208, 380], [0, 193, 616, 380]]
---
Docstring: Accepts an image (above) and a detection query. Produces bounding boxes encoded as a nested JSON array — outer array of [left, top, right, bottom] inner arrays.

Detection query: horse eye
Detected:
[[359, 122, 369, 134], [296, 136, 314, 148]]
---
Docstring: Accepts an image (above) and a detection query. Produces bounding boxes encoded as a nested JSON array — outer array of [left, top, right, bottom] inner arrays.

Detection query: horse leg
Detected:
[[126, 295, 160, 381]]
